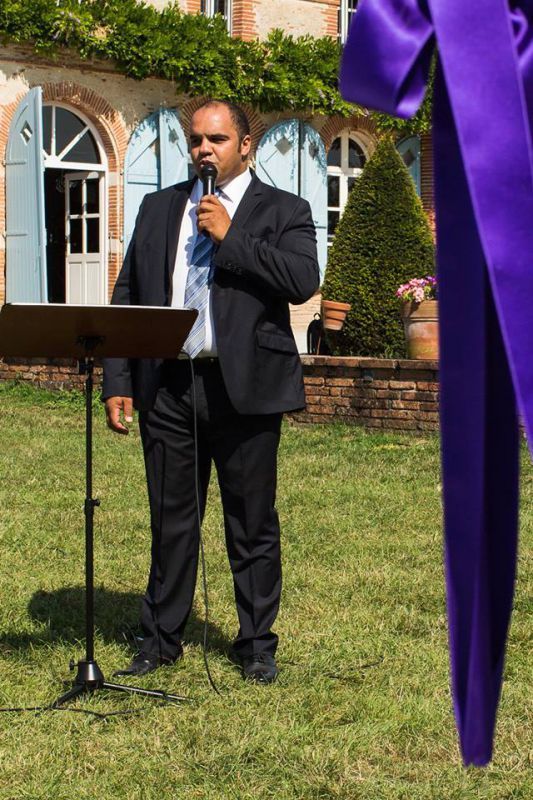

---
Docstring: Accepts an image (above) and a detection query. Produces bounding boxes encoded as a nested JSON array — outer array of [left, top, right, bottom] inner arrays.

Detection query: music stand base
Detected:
[[50, 658, 188, 708]]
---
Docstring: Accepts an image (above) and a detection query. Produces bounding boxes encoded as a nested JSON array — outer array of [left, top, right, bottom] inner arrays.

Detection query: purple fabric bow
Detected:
[[340, 0, 533, 767]]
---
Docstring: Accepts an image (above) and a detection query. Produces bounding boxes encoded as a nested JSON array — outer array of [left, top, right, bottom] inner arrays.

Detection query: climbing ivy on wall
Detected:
[[0, 0, 431, 131]]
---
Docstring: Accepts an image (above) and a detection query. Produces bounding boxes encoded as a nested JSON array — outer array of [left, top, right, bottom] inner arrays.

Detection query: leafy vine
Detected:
[[0, 0, 431, 132]]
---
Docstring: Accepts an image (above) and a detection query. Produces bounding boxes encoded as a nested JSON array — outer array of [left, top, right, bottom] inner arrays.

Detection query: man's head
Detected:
[[189, 100, 252, 187]]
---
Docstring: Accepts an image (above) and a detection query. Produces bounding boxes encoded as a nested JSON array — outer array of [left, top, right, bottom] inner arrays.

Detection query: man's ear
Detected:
[[240, 134, 252, 160]]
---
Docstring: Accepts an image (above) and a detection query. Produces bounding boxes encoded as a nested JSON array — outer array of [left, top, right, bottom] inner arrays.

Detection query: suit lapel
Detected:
[[228, 173, 264, 231], [166, 180, 194, 284]]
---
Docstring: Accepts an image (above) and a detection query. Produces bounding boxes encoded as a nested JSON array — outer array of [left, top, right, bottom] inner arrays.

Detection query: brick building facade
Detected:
[[0, 0, 434, 358]]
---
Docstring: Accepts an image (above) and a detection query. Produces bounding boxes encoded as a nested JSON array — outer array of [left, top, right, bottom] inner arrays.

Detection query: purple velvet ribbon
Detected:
[[340, 0, 533, 766]]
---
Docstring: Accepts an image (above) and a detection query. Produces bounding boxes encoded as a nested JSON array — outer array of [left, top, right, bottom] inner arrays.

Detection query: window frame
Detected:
[[338, 0, 358, 44], [42, 103, 106, 172], [327, 131, 367, 246], [201, 0, 232, 33]]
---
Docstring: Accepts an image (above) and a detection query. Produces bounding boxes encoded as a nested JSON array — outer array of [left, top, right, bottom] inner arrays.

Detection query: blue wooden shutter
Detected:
[[159, 107, 188, 187], [6, 87, 47, 302], [255, 120, 299, 195], [124, 108, 188, 251], [397, 136, 421, 195], [256, 120, 327, 280], [301, 124, 327, 281]]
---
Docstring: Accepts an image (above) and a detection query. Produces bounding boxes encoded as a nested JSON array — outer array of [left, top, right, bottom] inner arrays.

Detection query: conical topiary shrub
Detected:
[[321, 135, 435, 357]]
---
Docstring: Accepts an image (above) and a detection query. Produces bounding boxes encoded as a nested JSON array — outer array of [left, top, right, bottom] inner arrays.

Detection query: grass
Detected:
[[0, 380, 531, 800]]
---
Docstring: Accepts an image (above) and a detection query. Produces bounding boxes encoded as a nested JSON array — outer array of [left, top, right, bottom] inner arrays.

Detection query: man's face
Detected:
[[189, 105, 251, 187]]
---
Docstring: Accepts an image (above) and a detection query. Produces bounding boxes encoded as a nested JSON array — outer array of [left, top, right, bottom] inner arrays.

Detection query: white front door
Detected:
[[65, 171, 105, 304]]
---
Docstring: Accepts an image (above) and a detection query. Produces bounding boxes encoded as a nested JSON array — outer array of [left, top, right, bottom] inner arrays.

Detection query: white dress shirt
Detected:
[[172, 167, 253, 357]]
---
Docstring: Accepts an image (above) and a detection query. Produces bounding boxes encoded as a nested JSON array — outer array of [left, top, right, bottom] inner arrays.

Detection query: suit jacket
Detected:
[[102, 172, 320, 414]]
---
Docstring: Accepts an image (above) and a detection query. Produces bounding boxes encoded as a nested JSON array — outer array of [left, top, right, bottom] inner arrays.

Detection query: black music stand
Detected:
[[0, 303, 197, 710]]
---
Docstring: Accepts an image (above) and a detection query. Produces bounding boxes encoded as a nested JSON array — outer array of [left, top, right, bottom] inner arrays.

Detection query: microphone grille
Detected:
[[201, 163, 218, 178]]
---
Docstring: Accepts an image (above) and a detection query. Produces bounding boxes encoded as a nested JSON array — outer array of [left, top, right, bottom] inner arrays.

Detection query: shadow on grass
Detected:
[[0, 587, 231, 657]]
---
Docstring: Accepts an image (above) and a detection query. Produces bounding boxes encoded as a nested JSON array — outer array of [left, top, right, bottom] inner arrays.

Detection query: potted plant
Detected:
[[321, 299, 351, 331], [396, 276, 438, 359]]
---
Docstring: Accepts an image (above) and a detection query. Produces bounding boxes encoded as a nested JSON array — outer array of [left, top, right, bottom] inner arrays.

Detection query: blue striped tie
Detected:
[[183, 230, 215, 358]]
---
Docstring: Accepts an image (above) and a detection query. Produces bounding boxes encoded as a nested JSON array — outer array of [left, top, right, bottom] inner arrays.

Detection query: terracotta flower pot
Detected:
[[401, 299, 439, 359], [321, 300, 351, 331]]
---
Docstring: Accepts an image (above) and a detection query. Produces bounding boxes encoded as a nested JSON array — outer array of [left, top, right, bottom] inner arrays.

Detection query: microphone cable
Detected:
[[185, 352, 221, 696]]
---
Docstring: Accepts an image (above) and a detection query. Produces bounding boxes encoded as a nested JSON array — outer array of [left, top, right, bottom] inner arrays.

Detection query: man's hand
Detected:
[[105, 396, 134, 435], [196, 195, 231, 244]]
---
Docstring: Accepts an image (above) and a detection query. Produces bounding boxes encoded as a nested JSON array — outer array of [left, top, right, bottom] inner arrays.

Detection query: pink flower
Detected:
[[395, 275, 437, 302]]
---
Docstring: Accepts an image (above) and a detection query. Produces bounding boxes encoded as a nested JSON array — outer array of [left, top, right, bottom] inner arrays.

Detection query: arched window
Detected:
[[327, 131, 366, 245], [42, 105, 104, 168]]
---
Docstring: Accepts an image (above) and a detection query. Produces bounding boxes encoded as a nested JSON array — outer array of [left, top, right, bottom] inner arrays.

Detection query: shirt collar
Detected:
[[218, 167, 252, 203], [192, 167, 252, 203]]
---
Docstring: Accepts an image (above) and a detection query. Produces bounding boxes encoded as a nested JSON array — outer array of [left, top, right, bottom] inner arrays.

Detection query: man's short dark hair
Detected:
[[195, 99, 250, 141]]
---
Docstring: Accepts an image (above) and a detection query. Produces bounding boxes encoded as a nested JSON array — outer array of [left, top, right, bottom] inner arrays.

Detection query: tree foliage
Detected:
[[0, 0, 431, 128], [321, 136, 435, 357]]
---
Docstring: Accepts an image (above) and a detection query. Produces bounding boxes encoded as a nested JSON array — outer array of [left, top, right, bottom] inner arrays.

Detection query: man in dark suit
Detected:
[[103, 100, 319, 683]]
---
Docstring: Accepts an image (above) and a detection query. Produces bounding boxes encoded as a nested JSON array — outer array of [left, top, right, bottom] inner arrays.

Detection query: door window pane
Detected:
[[86, 219, 100, 253], [328, 175, 340, 207], [348, 139, 365, 168], [327, 137, 341, 168], [68, 131, 100, 164], [42, 106, 52, 155], [70, 219, 83, 253], [402, 148, 416, 168], [55, 108, 85, 156], [86, 179, 99, 214], [69, 180, 82, 215], [328, 211, 340, 238], [347, 177, 357, 194]]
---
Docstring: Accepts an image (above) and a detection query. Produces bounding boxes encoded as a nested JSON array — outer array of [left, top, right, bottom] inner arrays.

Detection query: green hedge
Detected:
[[321, 136, 435, 357], [0, 0, 431, 129]]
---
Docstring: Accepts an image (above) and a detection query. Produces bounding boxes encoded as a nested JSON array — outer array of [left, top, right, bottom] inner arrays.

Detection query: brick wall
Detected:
[[232, 0, 257, 39], [0, 358, 98, 391], [1, 355, 440, 432], [290, 356, 439, 431]]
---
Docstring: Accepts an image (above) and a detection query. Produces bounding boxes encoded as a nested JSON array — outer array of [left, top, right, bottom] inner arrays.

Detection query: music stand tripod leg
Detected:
[[102, 681, 190, 704], [49, 341, 188, 711]]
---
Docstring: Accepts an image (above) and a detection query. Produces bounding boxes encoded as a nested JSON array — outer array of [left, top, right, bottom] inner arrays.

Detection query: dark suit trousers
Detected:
[[138, 359, 283, 662]]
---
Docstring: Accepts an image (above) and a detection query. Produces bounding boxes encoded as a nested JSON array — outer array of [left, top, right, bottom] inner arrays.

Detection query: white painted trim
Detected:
[[44, 158, 106, 172], [202, 0, 232, 32], [339, 0, 358, 44], [42, 102, 107, 167]]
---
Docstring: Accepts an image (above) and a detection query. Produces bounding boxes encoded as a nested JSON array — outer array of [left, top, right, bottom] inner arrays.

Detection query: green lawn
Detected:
[[0, 382, 531, 800]]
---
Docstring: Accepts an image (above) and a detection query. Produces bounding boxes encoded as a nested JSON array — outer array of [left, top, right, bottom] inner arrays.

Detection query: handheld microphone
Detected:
[[201, 163, 218, 196]]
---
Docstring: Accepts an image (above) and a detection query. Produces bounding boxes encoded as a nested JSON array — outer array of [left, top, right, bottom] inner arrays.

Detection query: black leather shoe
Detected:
[[113, 649, 181, 677], [241, 653, 278, 684]]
